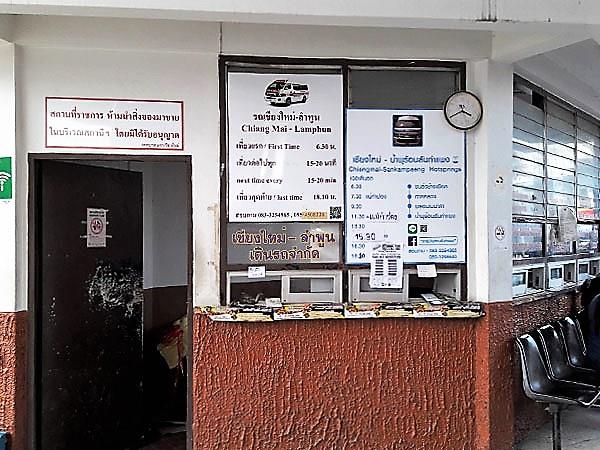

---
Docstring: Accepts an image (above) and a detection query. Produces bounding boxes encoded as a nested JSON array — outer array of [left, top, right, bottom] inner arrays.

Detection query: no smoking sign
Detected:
[[87, 208, 107, 248]]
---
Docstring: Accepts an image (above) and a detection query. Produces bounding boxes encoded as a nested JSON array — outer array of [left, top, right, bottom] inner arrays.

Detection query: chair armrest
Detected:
[[577, 389, 600, 407]]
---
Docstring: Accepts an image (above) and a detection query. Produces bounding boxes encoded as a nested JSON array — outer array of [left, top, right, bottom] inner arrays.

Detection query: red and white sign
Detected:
[[87, 208, 107, 248], [46, 97, 184, 150]]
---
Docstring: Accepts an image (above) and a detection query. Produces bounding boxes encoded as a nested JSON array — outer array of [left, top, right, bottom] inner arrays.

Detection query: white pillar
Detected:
[[0, 43, 17, 312], [467, 59, 514, 302]]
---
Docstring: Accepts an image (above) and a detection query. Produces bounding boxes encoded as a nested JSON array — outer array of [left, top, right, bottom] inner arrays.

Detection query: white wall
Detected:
[[5, 16, 528, 310], [0, 43, 16, 312], [15, 20, 221, 310]]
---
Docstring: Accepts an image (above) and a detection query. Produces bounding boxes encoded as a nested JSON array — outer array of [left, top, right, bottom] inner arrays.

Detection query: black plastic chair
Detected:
[[556, 317, 595, 372], [517, 334, 600, 450], [536, 325, 600, 387]]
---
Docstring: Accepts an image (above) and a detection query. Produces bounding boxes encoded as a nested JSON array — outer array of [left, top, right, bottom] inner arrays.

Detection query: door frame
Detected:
[[28, 153, 194, 450]]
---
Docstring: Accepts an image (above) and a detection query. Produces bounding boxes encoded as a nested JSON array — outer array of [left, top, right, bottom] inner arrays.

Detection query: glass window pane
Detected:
[[548, 204, 558, 218], [547, 223, 575, 256], [577, 152, 600, 168], [578, 224, 599, 254], [513, 172, 544, 190], [547, 101, 574, 123], [547, 153, 575, 171], [577, 139, 598, 156], [547, 166, 575, 183], [547, 128, 576, 148], [512, 222, 543, 259], [547, 179, 575, 195], [577, 174, 599, 188], [548, 115, 575, 136], [547, 141, 575, 159], [514, 96, 544, 123], [547, 192, 575, 206], [577, 162, 598, 177], [349, 69, 458, 109], [578, 129, 600, 147], [578, 116, 599, 136], [513, 129, 544, 151], [513, 200, 545, 216], [513, 142, 544, 163], [513, 186, 544, 203], [577, 185, 599, 199], [514, 114, 545, 137], [578, 199, 599, 220], [514, 157, 544, 177]]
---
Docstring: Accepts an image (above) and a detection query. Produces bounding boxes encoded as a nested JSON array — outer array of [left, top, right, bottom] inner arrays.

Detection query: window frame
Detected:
[[219, 55, 467, 304], [512, 75, 600, 296]]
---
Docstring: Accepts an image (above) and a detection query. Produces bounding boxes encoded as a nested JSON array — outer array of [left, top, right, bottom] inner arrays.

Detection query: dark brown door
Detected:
[[37, 160, 143, 450]]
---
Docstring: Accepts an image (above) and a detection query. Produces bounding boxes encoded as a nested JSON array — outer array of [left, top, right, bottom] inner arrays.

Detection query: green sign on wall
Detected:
[[0, 157, 12, 200]]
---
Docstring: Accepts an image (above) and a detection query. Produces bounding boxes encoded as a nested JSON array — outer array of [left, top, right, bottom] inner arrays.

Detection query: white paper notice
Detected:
[[87, 208, 107, 248], [247, 266, 266, 279], [369, 244, 404, 289], [417, 264, 437, 278], [227, 72, 344, 222], [558, 206, 577, 242], [345, 109, 465, 264]]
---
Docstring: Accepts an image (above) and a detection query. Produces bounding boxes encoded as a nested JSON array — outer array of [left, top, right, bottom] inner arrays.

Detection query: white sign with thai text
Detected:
[[346, 109, 465, 264], [46, 97, 184, 150], [227, 72, 344, 222]]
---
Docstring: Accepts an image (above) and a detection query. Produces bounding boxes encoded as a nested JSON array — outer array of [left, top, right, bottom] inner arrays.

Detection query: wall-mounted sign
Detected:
[[345, 109, 465, 264], [369, 243, 403, 288], [227, 222, 340, 265], [0, 157, 12, 200], [46, 97, 184, 150], [86, 208, 107, 248], [227, 72, 344, 222]]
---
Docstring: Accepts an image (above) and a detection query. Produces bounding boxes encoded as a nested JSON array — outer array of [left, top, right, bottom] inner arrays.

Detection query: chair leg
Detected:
[[548, 404, 562, 450]]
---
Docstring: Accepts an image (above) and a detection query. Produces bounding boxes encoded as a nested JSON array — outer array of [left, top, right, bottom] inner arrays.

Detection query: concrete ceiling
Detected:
[[516, 39, 600, 118]]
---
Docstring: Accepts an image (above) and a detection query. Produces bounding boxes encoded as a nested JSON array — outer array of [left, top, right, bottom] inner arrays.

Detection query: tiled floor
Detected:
[[138, 432, 186, 450], [517, 408, 600, 449]]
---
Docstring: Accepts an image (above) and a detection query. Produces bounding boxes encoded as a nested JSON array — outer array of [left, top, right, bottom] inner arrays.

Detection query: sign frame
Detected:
[[344, 108, 467, 265], [45, 96, 185, 151], [225, 71, 344, 223]]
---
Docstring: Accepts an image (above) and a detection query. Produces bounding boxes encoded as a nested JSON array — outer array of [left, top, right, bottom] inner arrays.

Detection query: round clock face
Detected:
[[444, 91, 483, 130]]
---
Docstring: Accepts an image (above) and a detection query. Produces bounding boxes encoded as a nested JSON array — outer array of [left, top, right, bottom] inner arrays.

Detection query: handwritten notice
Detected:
[[247, 266, 266, 279], [417, 264, 437, 278], [46, 97, 184, 150]]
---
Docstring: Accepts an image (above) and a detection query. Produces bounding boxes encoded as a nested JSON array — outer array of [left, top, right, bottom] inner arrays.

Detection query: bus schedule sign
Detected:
[[227, 72, 344, 222]]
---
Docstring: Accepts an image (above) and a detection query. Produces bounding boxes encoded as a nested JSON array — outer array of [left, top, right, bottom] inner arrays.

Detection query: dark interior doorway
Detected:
[[32, 156, 192, 450]]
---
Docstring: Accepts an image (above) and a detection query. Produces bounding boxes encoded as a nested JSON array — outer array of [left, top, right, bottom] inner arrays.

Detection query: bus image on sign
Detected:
[[264, 80, 309, 106]]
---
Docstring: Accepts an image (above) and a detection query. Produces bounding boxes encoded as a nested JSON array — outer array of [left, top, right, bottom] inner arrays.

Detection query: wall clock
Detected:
[[444, 91, 483, 131]]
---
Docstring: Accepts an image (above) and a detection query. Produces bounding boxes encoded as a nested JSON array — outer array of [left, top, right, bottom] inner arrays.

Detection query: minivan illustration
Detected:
[[264, 80, 309, 106], [392, 114, 423, 147]]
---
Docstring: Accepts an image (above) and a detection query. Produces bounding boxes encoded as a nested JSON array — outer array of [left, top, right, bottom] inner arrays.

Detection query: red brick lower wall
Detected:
[[0, 311, 28, 450], [474, 302, 515, 450], [193, 311, 479, 450], [512, 293, 578, 443]]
